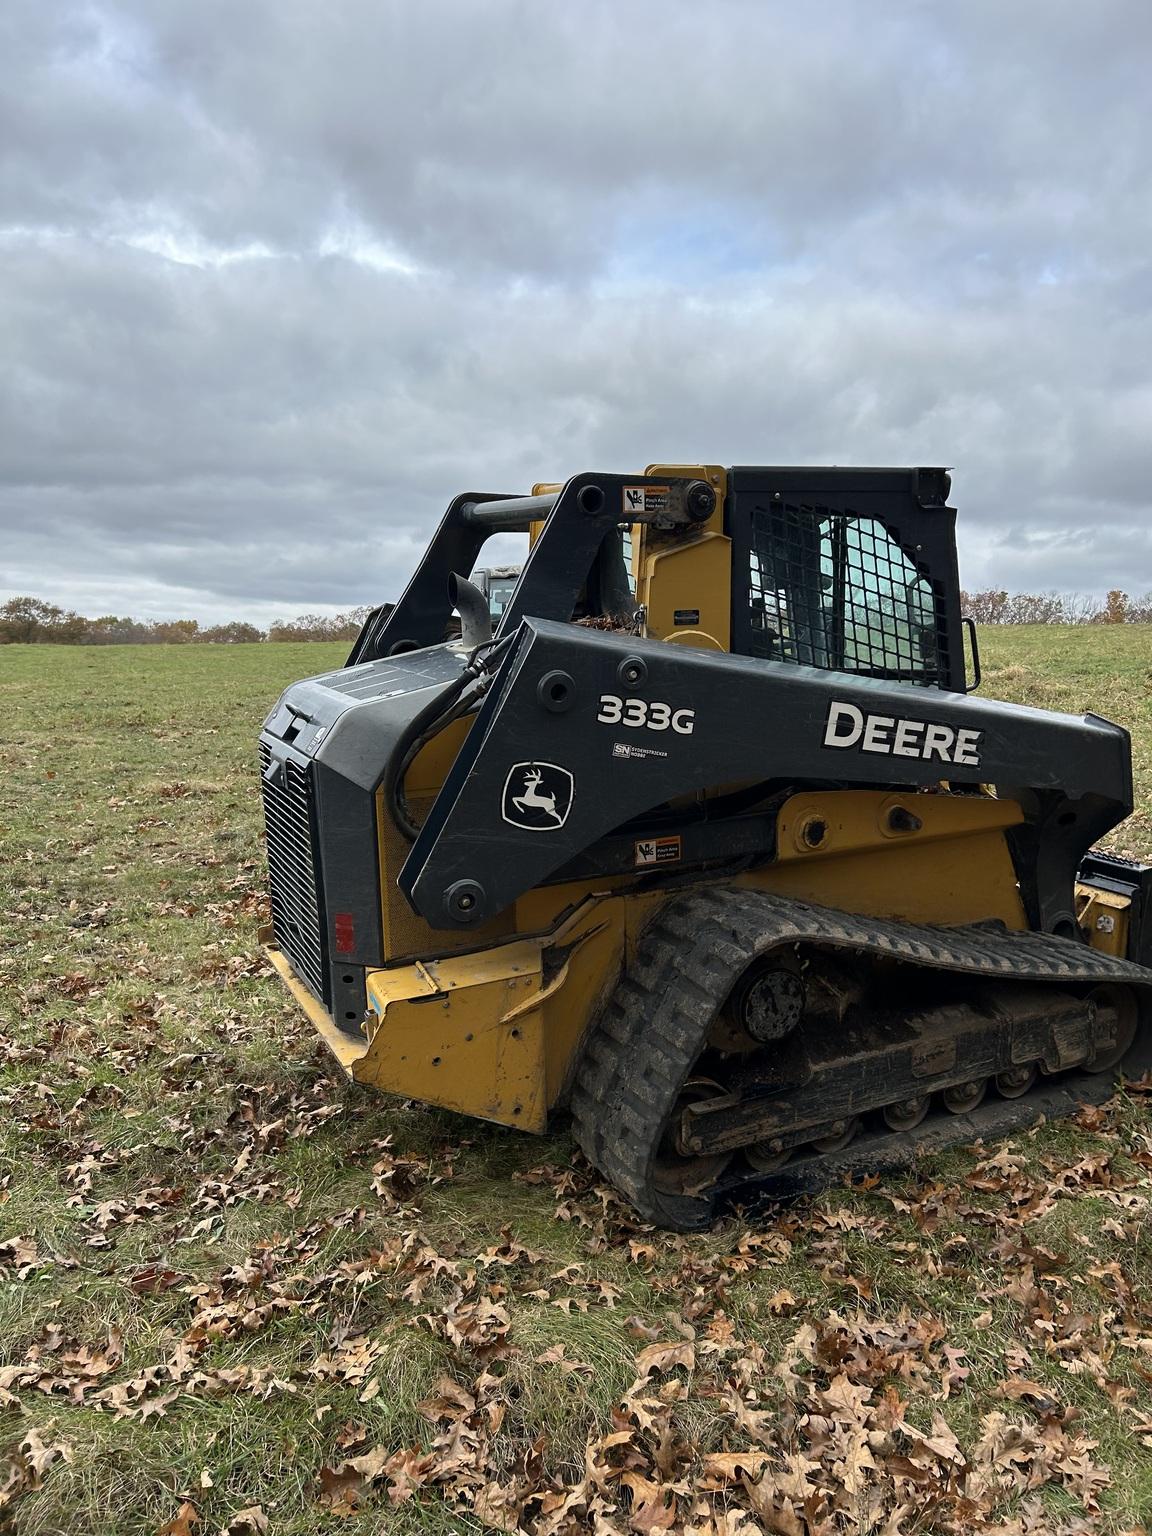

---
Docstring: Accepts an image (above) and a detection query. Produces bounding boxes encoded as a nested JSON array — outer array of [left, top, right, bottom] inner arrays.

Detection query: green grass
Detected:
[[1, 630, 1151, 1533], [977, 624, 1152, 857]]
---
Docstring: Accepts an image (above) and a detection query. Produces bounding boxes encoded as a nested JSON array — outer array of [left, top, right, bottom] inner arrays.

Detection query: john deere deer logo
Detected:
[[501, 762, 574, 832]]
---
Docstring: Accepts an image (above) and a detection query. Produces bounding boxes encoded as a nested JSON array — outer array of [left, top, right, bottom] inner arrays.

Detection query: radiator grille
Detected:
[[259, 742, 328, 1003]]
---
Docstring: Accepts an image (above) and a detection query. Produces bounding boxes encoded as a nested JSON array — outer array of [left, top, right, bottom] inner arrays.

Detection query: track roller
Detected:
[[811, 1117, 861, 1153], [995, 1065, 1037, 1099], [652, 1078, 731, 1199], [942, 1079, 987, 1114], [882, 1095, 931, 1131], [744, 1141, 792, 1173]]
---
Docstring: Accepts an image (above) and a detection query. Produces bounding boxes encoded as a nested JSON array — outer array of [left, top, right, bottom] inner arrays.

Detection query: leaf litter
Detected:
[[2, 643, 1152, 1533]]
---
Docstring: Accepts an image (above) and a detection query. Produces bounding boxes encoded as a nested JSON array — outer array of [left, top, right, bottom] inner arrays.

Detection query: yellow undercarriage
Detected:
[[261, 787, 1130, 1134]]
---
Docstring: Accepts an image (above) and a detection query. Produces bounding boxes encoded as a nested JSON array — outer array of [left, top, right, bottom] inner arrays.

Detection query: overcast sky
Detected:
[[2, 0, 1150, 623]]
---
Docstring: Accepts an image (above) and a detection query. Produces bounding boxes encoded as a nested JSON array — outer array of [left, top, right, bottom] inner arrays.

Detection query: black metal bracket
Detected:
[[347, 473, 710, 663], [963, 616, 982, 693]]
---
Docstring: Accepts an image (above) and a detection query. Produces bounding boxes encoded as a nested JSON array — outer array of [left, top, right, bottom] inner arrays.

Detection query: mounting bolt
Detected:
[[684, 480, 716, 522], [618, 656, 648, 690], [444, 880, 485, 924]]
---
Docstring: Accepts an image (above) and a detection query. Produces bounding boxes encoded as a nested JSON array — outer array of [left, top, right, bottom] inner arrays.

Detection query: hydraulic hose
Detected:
[[384, 635, 515, 842]]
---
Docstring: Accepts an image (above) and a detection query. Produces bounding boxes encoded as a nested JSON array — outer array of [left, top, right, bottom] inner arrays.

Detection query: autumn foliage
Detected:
[[0, 595, 372, 645], [960, 589, 1152, 624]]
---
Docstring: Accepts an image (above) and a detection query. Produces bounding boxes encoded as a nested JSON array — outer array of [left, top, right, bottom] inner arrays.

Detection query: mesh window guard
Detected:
[[747, 502, 948, 684]]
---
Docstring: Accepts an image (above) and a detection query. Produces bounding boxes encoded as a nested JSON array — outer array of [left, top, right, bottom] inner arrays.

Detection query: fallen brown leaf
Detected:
[[635, 1339, 695, 1376], [219, 1508, 269, 1535], [157, 1500, 199, 1536], [997, 1377, 1065, 1416]]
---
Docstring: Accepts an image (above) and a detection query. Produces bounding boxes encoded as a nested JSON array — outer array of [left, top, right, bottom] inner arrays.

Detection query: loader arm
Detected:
[[399, 616, 1132, 933], [349, 471, 712, 662]]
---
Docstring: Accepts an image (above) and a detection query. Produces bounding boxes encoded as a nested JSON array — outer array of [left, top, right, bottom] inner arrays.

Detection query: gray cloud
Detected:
[[1, 0, 1150, 622]]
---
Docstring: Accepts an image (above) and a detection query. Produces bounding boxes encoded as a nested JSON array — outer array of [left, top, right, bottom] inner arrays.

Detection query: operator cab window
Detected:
[[620, 526, 637, 595], [485, 576, 518, 617], [747, 502, 946, 685]]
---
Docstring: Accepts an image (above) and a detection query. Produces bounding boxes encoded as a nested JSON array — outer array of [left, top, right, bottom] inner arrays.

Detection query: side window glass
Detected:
[[621, 527, 637, 595], [747, 503, 945, 684]]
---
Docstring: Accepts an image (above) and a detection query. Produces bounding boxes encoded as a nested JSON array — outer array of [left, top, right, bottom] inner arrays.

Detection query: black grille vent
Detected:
[[259, 742, 328, 1003]]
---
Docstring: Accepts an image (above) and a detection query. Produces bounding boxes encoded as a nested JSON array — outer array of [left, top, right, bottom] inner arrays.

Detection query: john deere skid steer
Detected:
[[259, 465, 1152, 1229]]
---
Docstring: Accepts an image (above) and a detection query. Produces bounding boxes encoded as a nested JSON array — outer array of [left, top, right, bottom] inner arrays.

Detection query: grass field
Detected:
[[2, 627, 1151, 1535]]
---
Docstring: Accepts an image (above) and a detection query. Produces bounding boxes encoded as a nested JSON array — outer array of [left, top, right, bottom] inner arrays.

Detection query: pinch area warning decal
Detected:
[[623, 485, 670, 516], [634, 835, 681, 867]]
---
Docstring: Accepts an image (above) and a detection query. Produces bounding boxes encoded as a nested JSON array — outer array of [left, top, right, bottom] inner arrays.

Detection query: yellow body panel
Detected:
[[375, 720, 515, 964], [1075, 882, 1131, 957], [636, 464, 730, 652], [355, 901, 638, 1127], [358, 941, 549, 1129], [763, 790, 1029, 929], [640, 532, 731, 651]]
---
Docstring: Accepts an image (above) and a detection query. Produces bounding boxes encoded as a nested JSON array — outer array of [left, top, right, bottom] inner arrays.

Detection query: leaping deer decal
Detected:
[[510, 766, 564, 824]]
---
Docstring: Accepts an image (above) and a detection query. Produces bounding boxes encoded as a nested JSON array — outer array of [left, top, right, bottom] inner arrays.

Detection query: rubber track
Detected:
[[569, 887, 1152, 1230]]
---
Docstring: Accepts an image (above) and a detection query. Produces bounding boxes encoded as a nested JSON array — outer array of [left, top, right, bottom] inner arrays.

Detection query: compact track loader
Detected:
[[259, 465, 1152, 1229]]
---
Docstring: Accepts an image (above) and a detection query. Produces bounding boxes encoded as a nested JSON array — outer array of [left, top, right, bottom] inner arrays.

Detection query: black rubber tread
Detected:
[[569, 887, 1152, 1230]]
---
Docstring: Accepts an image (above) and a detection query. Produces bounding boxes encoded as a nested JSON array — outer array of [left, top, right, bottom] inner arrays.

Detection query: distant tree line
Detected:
[[960, 589, 1152, 624], [0, 595, 374, 645], [3, 589, 1151, 645]]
